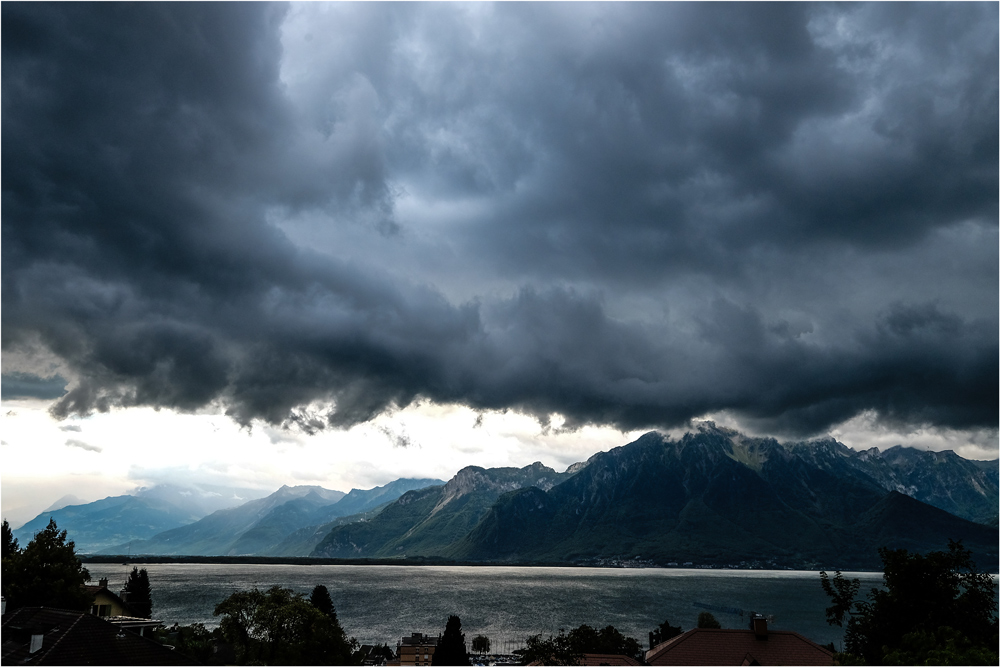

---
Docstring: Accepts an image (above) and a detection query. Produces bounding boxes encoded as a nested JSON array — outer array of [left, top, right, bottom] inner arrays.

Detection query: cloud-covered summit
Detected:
[[2, 3, 996, 437]]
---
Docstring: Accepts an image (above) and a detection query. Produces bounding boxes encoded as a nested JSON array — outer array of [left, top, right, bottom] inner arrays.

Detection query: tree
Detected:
[[214, 585, 356, 665], [697, 612, 721, 629], [152, 622, 223, 665], [432, 615, 470, 666], [124, 566, 153, 618], [521, 624, 643, 665], [2, 519, 21, 604], [820, 540, 998, 665], [649, 618, 683, 650], [567, 624, 642, 660], [2, 518, 91, 611], [2, 519, 18, 558], [471, 634, 491, 654], [309, 584, 337, 623], [819, 569, 860, 627], [520, 629, 581, 666]]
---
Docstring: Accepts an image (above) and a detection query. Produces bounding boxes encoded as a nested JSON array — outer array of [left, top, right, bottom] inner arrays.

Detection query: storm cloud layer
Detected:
[[3, 3, 996, 437]]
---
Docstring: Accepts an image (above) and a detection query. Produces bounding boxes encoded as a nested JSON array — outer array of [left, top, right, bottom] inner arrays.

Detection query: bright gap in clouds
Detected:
[[0, 398, 642, 528], [3, 395, 996, 529]]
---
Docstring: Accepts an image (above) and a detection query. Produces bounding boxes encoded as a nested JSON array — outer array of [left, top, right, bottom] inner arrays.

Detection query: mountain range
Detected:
[[312, 462, 572, 558], [312, 425, 997, 569], [445, 428, 997, 568], [12, 483, 271, 553], [99, 477, 443, 556], [13, 425, 997, 569]]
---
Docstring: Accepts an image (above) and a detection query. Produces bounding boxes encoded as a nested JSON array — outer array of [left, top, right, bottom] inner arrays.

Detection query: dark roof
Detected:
[[1, 607, 199, 665], [528, 653, 642, 666], [645, 628, 835, 666], [577, 653, 642, 665]]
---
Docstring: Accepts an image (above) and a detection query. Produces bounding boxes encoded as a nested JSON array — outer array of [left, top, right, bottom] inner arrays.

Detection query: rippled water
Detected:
[[86, 563, 884, 650]]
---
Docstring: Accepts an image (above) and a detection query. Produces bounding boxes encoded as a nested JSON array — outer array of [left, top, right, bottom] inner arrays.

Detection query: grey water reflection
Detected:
[[85, 563, 884, 649]]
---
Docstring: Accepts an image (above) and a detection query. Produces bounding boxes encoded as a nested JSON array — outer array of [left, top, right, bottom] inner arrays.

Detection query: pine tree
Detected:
[[432, 615, 470, 666], [4, 518, 91, 611], [124, 566, 153, 618], [309, 584, 338, 623], [2, 519, 19, 558], [2, 519, 22, 606]]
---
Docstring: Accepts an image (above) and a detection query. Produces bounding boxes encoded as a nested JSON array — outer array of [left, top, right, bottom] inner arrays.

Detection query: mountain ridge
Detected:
[[447, 427, 997, 568], [311, 426, 996, 569]]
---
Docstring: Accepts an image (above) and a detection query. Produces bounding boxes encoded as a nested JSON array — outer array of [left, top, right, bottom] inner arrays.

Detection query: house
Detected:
[[645, 618, 834, 666], [387, 632, 439, 666], [83, 578, 128, 618], [83, 577, 160, 637], [1, 606, 200, 665]]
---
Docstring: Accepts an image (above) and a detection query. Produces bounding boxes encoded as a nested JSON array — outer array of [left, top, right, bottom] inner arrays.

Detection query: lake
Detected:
[[85, 563, 884, 651]]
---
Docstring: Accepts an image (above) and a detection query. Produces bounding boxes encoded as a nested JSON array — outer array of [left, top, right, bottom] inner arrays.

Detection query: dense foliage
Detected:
[[153, 623, 225, 665], [124, 566, 153, 618], [432, 615, 470, 666], [1, 518, 92, 611], [821, 540, 998, 665], [697, 612, 721, 629], [648, 618, 683, 650], [521, 623, 643, 665], [214, 585, 357, 665]]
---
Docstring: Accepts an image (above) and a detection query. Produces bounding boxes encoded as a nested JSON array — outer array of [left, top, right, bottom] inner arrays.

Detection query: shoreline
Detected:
[[78, 554, 888, 572]]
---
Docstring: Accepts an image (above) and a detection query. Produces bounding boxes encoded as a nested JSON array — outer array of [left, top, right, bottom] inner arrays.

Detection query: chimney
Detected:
[[752, 616, 768, 640], [30, 634, 44, 654], [99, 578, 109, 588]]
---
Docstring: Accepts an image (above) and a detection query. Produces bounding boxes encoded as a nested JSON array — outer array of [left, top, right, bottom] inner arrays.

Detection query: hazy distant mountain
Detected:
[[311, 462, 573, 558], [450, 427, 997, 568], [15, 496, 194, 554], [328, 478, 447, 519], [111, 485, 345, 556], [107, 478, 444, 556], [259, 504, 393, 557], [43, 495, 86, 513], [13, 483, 267, 554]]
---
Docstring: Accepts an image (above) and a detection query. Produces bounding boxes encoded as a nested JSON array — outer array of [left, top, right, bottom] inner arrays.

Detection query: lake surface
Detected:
[[86, 563, 884, 651]]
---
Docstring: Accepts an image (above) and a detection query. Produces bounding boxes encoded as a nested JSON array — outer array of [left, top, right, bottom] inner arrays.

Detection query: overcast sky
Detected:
[[2, 3, 997, 526]]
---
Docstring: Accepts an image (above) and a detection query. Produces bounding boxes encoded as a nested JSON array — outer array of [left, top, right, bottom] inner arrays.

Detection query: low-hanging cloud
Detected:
[[2, 3, 996, 440], [1, 372, 68, 401], [65, 439, 102, 454]]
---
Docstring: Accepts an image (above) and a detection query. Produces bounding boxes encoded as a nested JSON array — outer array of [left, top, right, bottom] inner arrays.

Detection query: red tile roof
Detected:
[[2, 606, 199, 665], [645, 628, 834, 666]]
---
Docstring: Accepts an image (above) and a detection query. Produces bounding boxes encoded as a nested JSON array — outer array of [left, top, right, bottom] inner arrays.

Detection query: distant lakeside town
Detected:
[[76, 554, 885, 572]]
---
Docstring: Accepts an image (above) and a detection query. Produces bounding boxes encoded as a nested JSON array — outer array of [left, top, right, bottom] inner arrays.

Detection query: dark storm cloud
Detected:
[[2, 3, 996, 438]]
